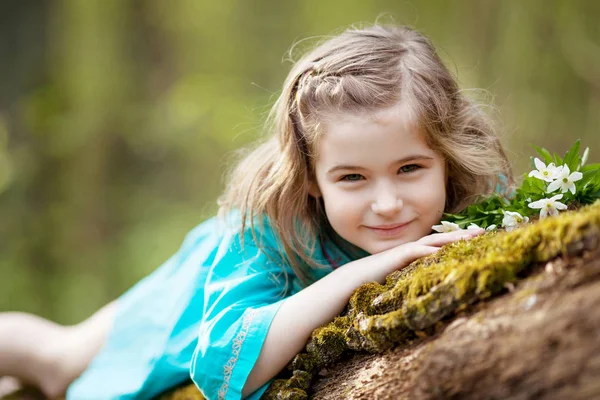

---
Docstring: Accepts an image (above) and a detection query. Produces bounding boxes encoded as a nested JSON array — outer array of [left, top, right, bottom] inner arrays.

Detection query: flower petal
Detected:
[[559, 183, 569, 193], [534, 158, 545, 171], [555, 202, 568, 210], [529, 171, 544, 180], [547, 179, 561, 193], [528, 199, 545, 209], [569, 171, 583, 182], [431, 224, 445, 233]]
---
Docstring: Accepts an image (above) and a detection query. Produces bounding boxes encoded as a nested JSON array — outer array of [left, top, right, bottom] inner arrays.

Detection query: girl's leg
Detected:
[[0, 301, 116, 399]]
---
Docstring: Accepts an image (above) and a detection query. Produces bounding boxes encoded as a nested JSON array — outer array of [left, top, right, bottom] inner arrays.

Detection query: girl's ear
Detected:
[[308, 180, 322, 198]]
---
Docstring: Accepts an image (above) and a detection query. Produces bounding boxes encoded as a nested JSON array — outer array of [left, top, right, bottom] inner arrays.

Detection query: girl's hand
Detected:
[[416, 227, 484, 247], [366, 228, 485, 284]]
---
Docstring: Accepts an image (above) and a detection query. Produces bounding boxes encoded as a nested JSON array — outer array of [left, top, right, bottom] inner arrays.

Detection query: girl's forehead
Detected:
[[310, 104, 430, 161], [339, 99, 414, 122], [318, 101, 420, 139]]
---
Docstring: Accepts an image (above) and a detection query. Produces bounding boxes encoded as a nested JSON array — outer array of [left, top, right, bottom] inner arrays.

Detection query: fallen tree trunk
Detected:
[[311, 249, 600, 399]]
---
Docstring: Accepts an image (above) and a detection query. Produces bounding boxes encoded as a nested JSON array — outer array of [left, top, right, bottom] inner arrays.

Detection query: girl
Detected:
[[0, 24, 512, 399]]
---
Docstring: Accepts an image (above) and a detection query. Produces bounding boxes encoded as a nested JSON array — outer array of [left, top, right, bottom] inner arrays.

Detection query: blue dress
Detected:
[[66, 212, 354, 400]]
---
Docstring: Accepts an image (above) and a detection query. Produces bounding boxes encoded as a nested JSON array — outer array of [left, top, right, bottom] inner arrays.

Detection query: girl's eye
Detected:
[[399, 164, 421, 174], [341, 173, 364, 182]]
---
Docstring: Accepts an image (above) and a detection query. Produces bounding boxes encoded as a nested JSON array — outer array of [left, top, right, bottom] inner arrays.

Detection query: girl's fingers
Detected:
[[396, 245, 441, 266], [383, 229, 485, 273], [417, 228, 484, 247]]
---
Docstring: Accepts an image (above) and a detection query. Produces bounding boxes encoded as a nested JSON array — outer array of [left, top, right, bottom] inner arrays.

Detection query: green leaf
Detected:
[[588, 169, 600, 183], [581, 169, 600, 190], [563, 139, 580, 171], [573, 166, 600, 203], [519, 174, 547, 196], [553, 152, 564, 165], [533, 146, 554, 165], [580, 163, 600, 173]]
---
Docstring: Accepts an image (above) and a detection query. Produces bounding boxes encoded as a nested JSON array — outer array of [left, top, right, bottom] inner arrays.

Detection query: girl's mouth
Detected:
[[366, 221, 412, 237]]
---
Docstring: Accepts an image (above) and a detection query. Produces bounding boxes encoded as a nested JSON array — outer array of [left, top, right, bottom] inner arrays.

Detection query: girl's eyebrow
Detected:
[[326, 154, 434, 174]]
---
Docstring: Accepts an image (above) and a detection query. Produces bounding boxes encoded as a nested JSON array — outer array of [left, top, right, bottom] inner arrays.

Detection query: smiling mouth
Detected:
[[366, 221, 412, 237]]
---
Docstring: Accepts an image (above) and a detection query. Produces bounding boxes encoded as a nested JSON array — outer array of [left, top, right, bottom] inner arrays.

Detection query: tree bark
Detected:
[[311, 249, 600, 400]]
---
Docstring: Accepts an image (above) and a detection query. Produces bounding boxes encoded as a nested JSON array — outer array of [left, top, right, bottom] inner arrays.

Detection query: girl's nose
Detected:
[[371, 197, 403, 216]]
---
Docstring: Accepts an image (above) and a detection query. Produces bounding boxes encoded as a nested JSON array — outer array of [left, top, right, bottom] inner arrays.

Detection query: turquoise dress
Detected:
[[66, 212, 353, 400]]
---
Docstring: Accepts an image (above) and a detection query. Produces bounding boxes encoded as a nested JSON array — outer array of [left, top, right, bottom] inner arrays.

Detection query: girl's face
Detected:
[[310, 103, 447, 254]]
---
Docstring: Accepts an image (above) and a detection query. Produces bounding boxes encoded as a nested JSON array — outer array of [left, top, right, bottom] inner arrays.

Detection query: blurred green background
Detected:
[[0, 0, 598, 324]]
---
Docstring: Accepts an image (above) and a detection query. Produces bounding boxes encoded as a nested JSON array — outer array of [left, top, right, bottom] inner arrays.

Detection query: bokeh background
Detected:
[[1, 0, 598, 324]]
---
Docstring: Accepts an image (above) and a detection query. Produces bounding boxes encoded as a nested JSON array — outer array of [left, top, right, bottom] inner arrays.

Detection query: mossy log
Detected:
[[2, 201, 599, 400], [310, 237, 600, 399], [265, 200, 600, 399]]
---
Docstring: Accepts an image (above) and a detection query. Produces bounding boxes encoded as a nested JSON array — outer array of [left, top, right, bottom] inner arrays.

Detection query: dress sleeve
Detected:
[[190, 223, 294, 400]]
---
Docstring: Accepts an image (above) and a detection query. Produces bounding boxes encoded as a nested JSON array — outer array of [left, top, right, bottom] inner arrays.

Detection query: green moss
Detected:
[[350, 308, 412, 352], [262, 379, 309, 400], [264, 201, 600, 399], [347, 282, 387, 316], [306, 324, 347, 364], [288, 353, 318, 374]]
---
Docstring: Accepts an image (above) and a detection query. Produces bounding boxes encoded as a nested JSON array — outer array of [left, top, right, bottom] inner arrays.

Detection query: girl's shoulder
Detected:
[[183, 210, 287, 269], [182, 210, 277, 246], [189, 210, 361, 283]]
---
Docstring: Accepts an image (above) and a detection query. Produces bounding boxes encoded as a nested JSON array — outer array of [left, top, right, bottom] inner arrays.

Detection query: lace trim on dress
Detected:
[[218, 308, 258, 400]]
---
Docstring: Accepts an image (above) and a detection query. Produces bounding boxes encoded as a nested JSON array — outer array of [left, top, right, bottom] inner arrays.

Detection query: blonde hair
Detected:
[[219, 24, 513, 285]]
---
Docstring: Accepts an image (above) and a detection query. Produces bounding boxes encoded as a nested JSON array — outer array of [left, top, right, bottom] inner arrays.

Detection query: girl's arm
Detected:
[[243, 229, 482, 396]]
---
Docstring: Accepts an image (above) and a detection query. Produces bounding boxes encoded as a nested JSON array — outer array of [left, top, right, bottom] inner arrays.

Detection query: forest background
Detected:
[[0, 0, 598, 324]]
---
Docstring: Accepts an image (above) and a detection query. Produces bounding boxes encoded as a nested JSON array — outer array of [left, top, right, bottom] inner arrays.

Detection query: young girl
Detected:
[[0, 24, 512, 399]]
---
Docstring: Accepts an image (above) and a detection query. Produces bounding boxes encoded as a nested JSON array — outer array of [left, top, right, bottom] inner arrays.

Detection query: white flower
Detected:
[[467, 223, 496, 231], [502, 211, 529, 231], [546, 164, 583, 194], [528, 194, 568, 218], [432, 221, 461, 233], [528, 158, 561, 182]]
